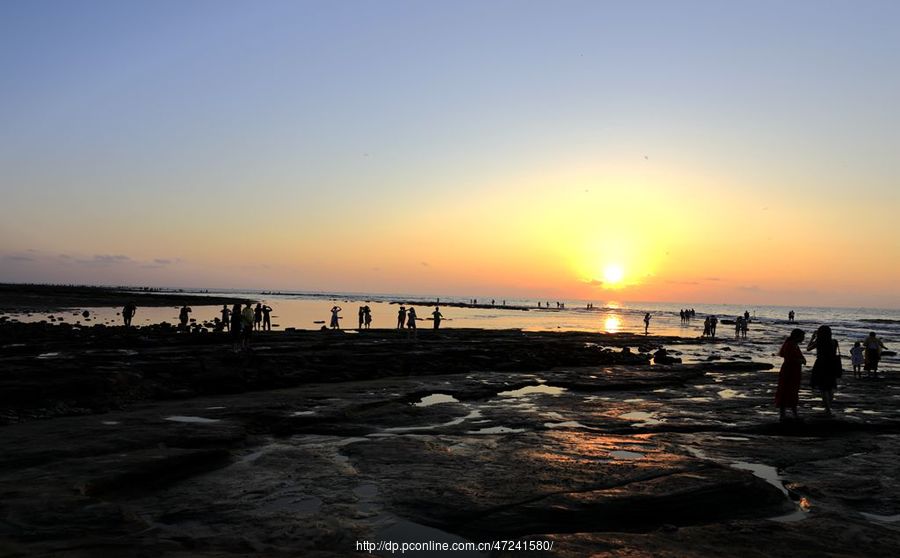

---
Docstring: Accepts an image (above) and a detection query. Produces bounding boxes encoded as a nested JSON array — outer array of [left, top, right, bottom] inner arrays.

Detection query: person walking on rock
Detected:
[[241, 304, 254, 350], [863, 332, 888, 378], [230, 303, 242, 352], [122, 303, 136, 327], [776, 329, 806, 422], [407, 307, 418, 338], [179, 305, 192, 330], [808, 325, 840, 417], [221, 305, 231, 331]]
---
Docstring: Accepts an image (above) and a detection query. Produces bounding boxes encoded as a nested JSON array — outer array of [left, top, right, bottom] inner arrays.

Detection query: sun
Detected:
[[603, 264, 625, 285]]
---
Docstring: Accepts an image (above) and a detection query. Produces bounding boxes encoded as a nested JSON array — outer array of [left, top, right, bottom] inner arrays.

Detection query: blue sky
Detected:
[[1, 1, 898, 306]]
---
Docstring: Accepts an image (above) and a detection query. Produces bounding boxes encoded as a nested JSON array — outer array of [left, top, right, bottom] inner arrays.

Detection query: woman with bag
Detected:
[[807, 325, 841, 417]]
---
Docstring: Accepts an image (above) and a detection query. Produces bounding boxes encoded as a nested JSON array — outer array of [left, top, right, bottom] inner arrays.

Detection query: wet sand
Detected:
[[2, 316, 900, 556]]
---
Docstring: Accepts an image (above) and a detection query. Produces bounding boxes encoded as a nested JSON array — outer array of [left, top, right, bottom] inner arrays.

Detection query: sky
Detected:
[[1, 0, 898, 308]]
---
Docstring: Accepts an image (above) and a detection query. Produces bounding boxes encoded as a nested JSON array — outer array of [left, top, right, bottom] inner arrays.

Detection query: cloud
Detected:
[[2, 254, 34, 262], [95, 254, 131, 263], [420, 261, 430, 267], [705, 277, 721, 282], [74, 254, 133, 266], [153, 258, 172, 265]]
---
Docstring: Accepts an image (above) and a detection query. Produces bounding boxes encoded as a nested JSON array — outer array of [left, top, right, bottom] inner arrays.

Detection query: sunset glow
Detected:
[[0, 2, 898, 308], [603, 264, 625, 287]]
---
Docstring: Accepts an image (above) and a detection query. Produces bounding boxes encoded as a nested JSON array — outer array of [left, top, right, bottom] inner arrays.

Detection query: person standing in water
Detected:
[[808, 325, 840, 417], [776, 329, 806, 422], [643, 312, 651, 334], [363, 306, 372, 329], [330, 306, 342, 330], [431, 306, 443, 330], [397, 306, 407, 329], [122, 303, 136, 327], [358, 306, 365, 330]]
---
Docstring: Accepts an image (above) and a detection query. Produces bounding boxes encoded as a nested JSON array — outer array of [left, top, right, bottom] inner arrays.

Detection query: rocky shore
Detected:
[[1, 322, 899, 557]]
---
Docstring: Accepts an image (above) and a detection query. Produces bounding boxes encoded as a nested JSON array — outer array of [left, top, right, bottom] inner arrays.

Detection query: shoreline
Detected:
[[0, 283, 253, 312]]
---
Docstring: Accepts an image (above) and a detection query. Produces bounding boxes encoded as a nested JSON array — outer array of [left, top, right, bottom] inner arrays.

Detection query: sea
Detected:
[[6, 289, 898, 372]]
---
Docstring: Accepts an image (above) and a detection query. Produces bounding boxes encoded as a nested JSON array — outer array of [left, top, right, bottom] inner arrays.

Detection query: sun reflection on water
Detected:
[[603, 314, 621, 333]]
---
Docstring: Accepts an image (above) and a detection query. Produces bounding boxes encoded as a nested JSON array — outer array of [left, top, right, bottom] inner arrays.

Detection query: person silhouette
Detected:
[[221, 304, 231, 331], [358, 306, 365, 330], [330, 306, 342, 330], [643, 312, 651, 334], [863, 331, 888, 378], [808, 325, 840, 417], [122, 303, 136, 327], [241, 303, 254, 349], [363, 306, 372, 329], [431, 307, 443, 329], [254, 303, 263, 331], [397, 306, 407, 329], [850, 341, 864, 379], [261, 304, 272, 331], [407, 307, 417, 335], [776, 329, 806, 422], [230, 303, 242, 352], [178, 305, 192, 329]]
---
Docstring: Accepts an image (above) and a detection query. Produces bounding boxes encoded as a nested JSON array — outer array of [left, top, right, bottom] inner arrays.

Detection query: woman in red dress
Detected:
[[776, 328, 806, 422]]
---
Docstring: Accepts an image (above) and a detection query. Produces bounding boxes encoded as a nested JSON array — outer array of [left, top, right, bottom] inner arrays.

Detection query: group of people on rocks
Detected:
[[119, 302, 275, 352], [220, 303, 272, 332], [357, 306, 373, 329], [776, 328, 889, 421], [223, 303, 271, 351]]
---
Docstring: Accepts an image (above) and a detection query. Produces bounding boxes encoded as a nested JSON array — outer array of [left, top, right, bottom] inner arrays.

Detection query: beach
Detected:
[[2, 286, 900, 556]]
